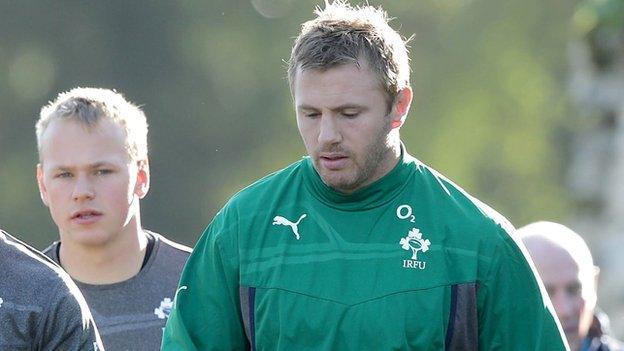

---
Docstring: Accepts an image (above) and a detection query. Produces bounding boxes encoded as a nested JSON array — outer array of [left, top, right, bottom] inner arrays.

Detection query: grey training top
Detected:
[[0, 229, 102, 351], [45, 231, 191, 351]]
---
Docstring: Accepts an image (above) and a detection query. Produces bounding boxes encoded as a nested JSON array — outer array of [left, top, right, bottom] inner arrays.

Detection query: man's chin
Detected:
[[67, 230, 114, 247], [319, 173, 357, 193]]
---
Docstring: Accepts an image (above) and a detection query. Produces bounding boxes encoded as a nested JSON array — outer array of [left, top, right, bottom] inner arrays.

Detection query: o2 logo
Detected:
[[396, 204, 415, 223]]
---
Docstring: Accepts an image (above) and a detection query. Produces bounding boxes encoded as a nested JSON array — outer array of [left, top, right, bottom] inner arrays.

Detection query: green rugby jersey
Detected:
[[163, 153, 568, 350]]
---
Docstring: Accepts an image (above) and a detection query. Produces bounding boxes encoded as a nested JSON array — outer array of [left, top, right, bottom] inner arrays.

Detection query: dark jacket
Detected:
[[583, 310, 623, 351]]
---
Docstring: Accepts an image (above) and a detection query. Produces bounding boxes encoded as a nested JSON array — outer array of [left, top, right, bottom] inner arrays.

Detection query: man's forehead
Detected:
[[528, 241, 580, 277], [43, 116, 123, 135], [294, 65, 385, 104], [520, 224, 594, 269], [42, 117, 125, 144], [39, 118, 132, 165], [523, 236, 598, 287]]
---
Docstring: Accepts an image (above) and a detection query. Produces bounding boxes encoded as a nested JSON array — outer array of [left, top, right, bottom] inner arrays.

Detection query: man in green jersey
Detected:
[[163, 1, 568, 350]]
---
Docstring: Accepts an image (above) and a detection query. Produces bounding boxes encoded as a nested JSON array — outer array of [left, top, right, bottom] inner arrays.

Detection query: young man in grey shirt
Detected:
[[34, 88, 191, 350], [0, 229, 103, 350]]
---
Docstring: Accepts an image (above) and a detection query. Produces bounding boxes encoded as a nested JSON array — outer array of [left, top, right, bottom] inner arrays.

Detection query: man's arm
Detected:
[[162, 209, 248, 350], [39, 276, 103, 351], [477, 226, 569, 350]]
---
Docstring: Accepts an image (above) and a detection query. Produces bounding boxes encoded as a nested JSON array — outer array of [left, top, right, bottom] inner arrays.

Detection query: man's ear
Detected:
[[134, 160, 150, 199], [390, 87, 413, 129], [36, 164, 49, 207]]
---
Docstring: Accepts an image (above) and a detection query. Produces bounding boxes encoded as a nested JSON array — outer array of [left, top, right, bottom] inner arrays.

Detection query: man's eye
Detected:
[[342, 111, 359, 118], [96, 169, 113, 176], [55, 172, 72, 178], [305, 112, 320, 119], [566, 284, 582, 296]]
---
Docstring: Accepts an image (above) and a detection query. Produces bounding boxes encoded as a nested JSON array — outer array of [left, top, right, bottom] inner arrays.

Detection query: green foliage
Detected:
[[0, 0, 579, 247]]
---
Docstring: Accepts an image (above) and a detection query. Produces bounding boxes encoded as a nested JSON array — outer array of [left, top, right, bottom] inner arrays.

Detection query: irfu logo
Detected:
[[154, 298, 173, 320], [399, 228, 431, 270]]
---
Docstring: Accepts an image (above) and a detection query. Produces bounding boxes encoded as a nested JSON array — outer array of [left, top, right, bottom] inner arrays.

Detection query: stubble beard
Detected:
[[316, 123, 394, 194]]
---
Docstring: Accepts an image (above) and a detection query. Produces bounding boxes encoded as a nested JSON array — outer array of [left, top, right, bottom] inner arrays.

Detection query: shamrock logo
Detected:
[[399, 228, 431, 260]]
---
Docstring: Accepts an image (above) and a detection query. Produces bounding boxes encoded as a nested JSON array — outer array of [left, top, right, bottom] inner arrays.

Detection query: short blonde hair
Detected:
[[288, 0, 411, 107], [36, 87, 148, 161]]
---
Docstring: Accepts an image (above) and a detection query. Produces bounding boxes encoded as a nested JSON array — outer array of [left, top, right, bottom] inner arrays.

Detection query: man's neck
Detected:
[[335, 139, 402, 194], [59, 223, 148, 285]]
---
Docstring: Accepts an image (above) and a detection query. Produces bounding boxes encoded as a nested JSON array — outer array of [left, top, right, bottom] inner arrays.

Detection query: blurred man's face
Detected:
[[525, 240, 596, 351]]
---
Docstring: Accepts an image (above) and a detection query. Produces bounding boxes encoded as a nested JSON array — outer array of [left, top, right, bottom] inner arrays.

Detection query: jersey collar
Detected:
[[303, 144, 415, 210]]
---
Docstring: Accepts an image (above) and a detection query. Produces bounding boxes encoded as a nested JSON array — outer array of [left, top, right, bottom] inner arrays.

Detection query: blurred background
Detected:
[[0, 0, 622, 338]]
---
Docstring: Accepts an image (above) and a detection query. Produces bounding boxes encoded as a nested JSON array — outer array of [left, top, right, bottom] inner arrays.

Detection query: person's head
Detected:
[[288, 0, 413, 193], [36, 87, 150, 247], [517, 221, 599, 351]]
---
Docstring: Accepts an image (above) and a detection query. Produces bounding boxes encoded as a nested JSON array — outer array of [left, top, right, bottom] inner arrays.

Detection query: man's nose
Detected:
[[72, 176, 95, 201], [318, 115, 342, 145], [551, 290, 576, 321]]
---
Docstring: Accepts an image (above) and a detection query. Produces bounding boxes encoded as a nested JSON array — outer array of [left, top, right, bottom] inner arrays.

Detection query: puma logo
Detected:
[[272, 214, 307, 240]]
